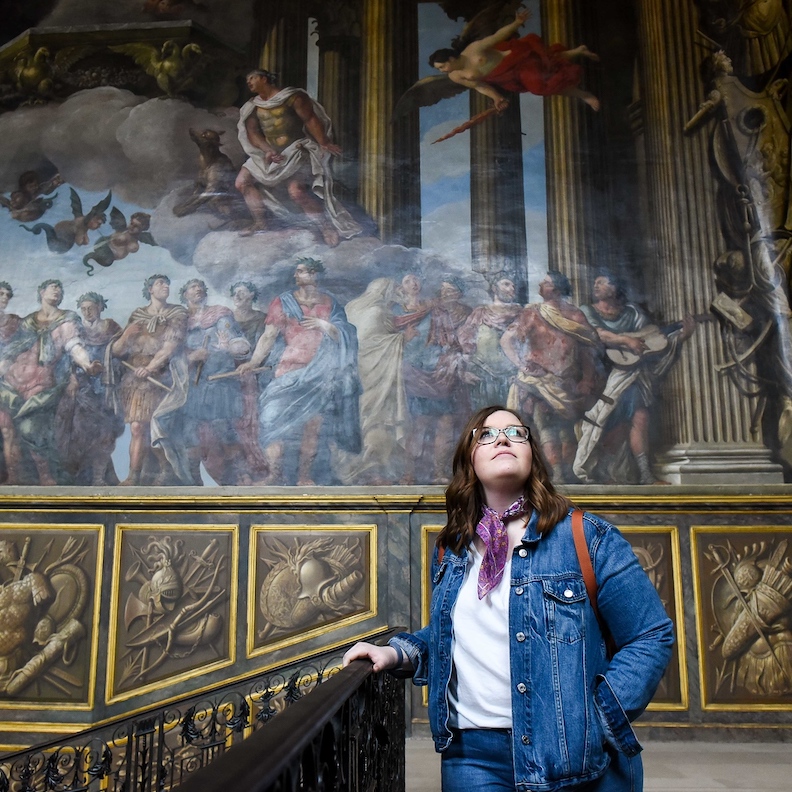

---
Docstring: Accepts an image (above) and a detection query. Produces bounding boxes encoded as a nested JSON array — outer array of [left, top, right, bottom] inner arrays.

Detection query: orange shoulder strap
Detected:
[[572, 508, 616, 657], [572, 508, 600, 623]]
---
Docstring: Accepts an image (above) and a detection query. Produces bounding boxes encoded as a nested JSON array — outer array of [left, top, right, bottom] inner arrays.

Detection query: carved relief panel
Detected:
[[107, 524, 237, 703], [248, 524, 376, 657], [692, 526, 792, 709], [0, 525, 103, 710], [621, 526, 687, 709]]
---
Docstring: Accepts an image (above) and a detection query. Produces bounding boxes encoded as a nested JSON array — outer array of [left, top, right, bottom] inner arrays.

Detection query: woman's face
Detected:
[[401, 273, 421, 296], [472, 410, 533, 492]]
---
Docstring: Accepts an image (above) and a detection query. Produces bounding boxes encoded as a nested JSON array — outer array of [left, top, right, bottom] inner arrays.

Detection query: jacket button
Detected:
[[516, 632, 526, 642], [517, 682, 527, 693], [515, 587, 524, 595], [564, 589, 574, 598], [521, 735, 531, 745], [518, 548, 528, 557]]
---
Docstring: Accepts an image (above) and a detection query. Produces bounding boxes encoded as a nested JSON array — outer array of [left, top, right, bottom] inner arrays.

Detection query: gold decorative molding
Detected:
[[0, 523, 103, 711], [691, 525, 792, 710], [106, 523, 238, 704], [247, 524, 378, 658], [621, 525, 688, 710]]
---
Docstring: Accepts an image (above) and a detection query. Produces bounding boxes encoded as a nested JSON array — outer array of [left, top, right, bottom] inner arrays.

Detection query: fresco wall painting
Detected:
[[1, 1, 792, 488]]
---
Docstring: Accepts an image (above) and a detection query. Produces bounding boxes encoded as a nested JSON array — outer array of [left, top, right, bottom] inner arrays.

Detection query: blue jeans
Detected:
[[441, 729, 514, 791], [440, 729, 643, 792]]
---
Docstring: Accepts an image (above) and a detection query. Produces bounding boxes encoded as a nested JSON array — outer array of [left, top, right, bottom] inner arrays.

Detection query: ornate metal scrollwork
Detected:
[[0, 634, 404, 792]]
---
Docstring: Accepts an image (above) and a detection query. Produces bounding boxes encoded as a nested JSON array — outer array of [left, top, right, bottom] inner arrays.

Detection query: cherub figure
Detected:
[[396, 4, 599, 124], [0, 170, 62, 224], [22, 188, 111, 254], [82, 209, 157, 275]]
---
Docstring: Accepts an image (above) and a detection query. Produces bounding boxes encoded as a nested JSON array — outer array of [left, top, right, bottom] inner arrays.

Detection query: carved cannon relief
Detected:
[[249, 525, 375, 656]]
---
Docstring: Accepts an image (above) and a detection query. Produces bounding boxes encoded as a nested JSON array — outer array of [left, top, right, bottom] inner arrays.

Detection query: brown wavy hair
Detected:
[[437, 405, 572, 553]]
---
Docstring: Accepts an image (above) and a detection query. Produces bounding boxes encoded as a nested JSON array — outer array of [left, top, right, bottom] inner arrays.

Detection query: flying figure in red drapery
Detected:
[[394, 3, 600, 141]]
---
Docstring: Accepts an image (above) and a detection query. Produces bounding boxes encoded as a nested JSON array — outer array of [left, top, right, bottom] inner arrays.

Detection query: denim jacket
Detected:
[[391, 510, 674, 792]]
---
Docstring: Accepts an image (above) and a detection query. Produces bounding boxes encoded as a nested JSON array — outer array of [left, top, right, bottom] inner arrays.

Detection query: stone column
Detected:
[[540, 0, 599, 303], [314, 1, 362, 202], [634, 0, 781, 483], [258, 0, 309, 90], [469, 92, 527, 291], [358, 0, 421, 246]]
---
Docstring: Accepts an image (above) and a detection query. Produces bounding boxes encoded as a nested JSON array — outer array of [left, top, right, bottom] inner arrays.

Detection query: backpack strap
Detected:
[[571, 509, 616, 658]]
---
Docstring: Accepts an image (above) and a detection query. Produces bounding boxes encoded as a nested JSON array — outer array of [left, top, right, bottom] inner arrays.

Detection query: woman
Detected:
[[344, 278, 408, 484], [343, 405, 673, 791]]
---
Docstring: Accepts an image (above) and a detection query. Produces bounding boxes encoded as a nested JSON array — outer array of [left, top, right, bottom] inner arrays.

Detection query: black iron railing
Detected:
[[178, 657, 405, 792], [0, 630, 405, 792]]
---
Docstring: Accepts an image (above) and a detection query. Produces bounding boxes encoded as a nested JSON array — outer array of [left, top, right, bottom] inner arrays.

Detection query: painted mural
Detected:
[[0, 0, 791, 487]]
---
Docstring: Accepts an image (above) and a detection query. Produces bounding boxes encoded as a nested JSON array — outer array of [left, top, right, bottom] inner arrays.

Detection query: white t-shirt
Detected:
[[448, 541, 513, 729]]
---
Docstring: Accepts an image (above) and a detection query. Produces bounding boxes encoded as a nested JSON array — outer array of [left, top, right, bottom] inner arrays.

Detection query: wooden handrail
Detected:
[[178, 660, 376, 792]]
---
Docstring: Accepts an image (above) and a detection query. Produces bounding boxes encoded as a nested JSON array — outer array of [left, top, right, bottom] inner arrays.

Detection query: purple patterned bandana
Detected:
[[475, 497, 527, 599]]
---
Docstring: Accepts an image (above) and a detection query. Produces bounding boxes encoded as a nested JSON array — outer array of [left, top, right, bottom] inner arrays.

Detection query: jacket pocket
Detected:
[[542, 577, 587, 643]]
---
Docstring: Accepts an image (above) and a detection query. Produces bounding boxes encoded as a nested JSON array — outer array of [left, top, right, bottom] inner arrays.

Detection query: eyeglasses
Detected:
[[473, 425, 531, 445]]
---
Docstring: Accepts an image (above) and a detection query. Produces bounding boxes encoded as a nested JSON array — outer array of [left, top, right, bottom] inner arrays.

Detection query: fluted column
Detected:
[[635, 0, 781, 482], [541, 0, 598, 303], [314, 1, 362, 202], [258, 0, 309, 90], [358, 0, 421, 246], [469, 92, 527, 289]]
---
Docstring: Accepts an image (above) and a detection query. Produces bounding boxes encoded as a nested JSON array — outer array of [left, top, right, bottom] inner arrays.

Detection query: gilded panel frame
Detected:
[[620, 525, 688, 711], [0, 522, 104, 712], [106, 523, 239, 704], [247, 523, 378, 659], [691, 525, 792, 711]]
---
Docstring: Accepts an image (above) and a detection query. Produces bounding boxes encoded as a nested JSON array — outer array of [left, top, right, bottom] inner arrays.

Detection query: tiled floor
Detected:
[[405, 738, 791, 791]]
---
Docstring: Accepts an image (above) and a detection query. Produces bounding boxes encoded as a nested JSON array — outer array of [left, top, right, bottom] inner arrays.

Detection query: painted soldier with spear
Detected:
[[111, 274, 190, 486]]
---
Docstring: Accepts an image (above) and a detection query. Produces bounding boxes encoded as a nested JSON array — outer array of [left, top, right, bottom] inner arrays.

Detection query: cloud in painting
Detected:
[[188, 228, 481, 305], [35, 88, 243, 207], [421, 197, 471, 266], [420, 120, 470, 185], [0, 104, 61, 191]]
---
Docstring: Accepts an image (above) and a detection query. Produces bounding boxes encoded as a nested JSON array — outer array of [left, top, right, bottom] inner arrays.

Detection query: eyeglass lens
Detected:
[[476, 426, 530, 444]]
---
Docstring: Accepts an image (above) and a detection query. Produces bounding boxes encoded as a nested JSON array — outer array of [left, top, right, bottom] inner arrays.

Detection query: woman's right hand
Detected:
[[342, 642, 400, 673]]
